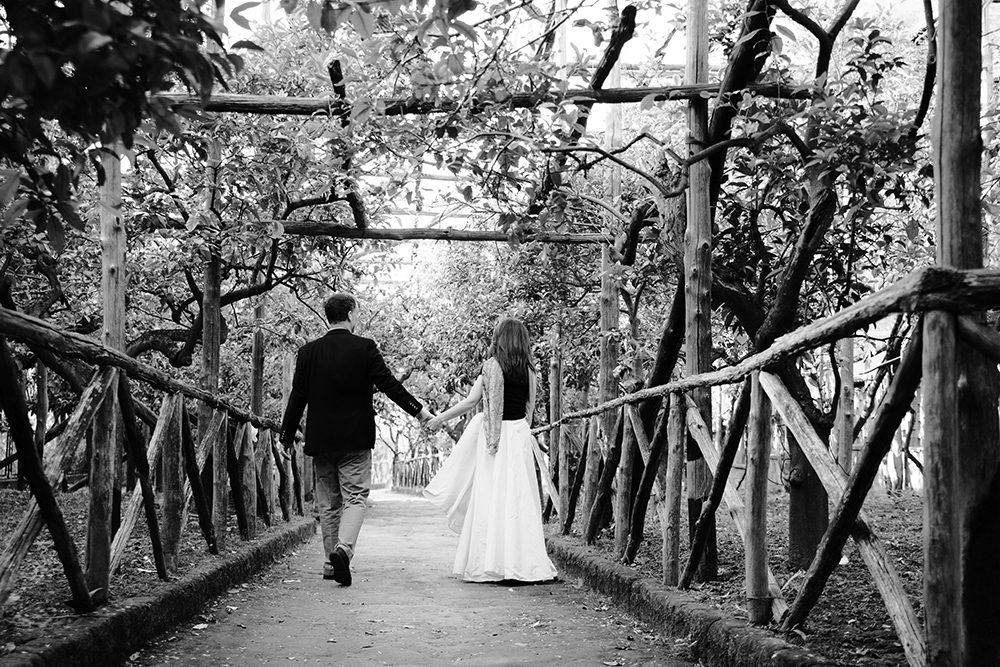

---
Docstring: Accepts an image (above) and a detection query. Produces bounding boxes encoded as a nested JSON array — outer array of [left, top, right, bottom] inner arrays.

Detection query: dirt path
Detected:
[[131, 491, 696, 666]]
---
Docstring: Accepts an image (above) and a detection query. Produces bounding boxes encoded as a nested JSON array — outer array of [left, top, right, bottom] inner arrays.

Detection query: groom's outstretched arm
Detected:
[[367, 339, 425, 418], [279, 346, 310, 444]]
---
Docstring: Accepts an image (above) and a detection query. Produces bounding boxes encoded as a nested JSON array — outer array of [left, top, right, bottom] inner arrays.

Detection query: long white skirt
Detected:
[[423, 413, 558, 582]]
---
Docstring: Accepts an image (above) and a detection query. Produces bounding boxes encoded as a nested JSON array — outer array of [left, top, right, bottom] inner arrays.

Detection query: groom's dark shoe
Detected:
[[329, 546, 352, 586]]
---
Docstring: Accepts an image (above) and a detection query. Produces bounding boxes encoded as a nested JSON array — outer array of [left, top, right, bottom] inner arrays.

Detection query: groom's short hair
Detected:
[[324, 293, 356, 323]]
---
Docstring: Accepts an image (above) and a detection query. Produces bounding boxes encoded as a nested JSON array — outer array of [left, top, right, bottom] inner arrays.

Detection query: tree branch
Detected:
[[911, 0, 936, 135]]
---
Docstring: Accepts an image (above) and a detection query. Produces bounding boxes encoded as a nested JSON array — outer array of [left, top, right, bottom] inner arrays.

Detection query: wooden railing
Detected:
[[392, 455, 441, 492], [0, 326, 308, 612]]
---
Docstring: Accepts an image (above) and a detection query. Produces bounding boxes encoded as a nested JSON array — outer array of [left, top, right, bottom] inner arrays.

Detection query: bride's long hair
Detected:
[[489, 318, 536, 380]]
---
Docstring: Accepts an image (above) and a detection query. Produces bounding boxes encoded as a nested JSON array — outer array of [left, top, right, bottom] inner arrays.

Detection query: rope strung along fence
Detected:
[[531, 265, 1000, 434]]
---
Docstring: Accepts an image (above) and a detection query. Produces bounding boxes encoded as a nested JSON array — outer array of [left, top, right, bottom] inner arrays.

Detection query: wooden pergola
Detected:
[[1, 2, 997, 665]]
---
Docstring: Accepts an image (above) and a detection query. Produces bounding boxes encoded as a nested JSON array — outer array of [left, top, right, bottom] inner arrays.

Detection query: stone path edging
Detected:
[[1, 518, 315, 667], [546, 534, 838, 667]]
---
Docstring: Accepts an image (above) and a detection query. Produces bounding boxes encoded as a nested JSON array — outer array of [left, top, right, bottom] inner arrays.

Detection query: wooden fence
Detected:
[[392, 455, 441, 492], [531, 265, 1000, 667], [0, 326, 311, 612]]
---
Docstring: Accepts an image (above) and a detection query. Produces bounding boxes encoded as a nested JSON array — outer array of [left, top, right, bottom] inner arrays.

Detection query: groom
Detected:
[[280, 293, 433, 585]]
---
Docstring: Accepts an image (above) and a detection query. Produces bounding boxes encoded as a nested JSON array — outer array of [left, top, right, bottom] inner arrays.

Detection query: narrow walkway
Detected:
[[133, 491, 695, 666]]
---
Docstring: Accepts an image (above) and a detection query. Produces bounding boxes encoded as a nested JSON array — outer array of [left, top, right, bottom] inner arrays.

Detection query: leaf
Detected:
[[231, 40, 264, 51], [1, 198, 28, 228], [230, 13, 252, 30], [80, 31, 113, 52], [306, 1, 323, 32], [451, 19, 477, 42], [639, 93, 657, 111], [230, 1, 262, 29], [773, 24, 797, 43], [351, 8, 375, 39], [45, 213, 66, 253], [0, 169, 19, 206], [56, 201, 86, 232]]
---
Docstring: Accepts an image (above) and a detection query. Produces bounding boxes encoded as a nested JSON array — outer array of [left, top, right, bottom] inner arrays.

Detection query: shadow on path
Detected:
[[132, 491, 695, 666]]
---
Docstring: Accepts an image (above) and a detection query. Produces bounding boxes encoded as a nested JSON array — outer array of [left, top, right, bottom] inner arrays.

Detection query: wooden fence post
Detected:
[[745, 372, 772, 625], [181, 404, 218, 553], [598, 245, 619, 457], [110, 376, 168, 580], [925, 2, 1000, 664], [614, 408, 637, 557], [834, 337, 855, 473], [33, 363, 47, 457], [549, 321, 568, 521], [581, 416, 600, 519], [250, 302, 274, 525], [0, 337, 95, 610], [159, 395, 185, 570], [663, 394, 685, 586]]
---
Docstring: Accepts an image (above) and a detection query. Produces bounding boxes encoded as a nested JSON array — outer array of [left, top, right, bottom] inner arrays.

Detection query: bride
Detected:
[[424, 317, 558, 583]]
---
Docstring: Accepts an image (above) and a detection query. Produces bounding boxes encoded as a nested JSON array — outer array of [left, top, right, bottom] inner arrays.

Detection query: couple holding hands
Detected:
[[280, 293, 558, 587]]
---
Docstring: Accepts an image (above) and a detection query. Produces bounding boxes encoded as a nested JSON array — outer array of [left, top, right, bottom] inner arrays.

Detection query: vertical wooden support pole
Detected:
[[662, 394, 685, 586], [548, 322, 566, 520], [581, 416, 600, 518], [926, 2, 1000, 664], [160, 397, 184, 571], [614, 405, 636, 556], [201, 136, 225, 546], [239, 425, 257, 540], [834, 338, 855, 474], [599, 246, 619, 454], [745, 373, 772, 625], [33, 363, 47, 457], [251, 301, 273, 524], [684, 0, 715, 581], [86, 149, 124, 604]]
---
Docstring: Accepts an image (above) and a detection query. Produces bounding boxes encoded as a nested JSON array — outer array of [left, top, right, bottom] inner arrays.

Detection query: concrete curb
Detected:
[[2, 517, 316, 667], [546, 534, 838, 667]]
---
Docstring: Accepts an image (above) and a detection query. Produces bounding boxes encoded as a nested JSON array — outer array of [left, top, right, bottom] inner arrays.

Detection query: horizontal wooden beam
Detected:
[[280, 222, 612, 244], [151, 219, 617, 244], [533, 266, 1000, 433], [161, 82, 809, 118], [0, 307, 280, 433]]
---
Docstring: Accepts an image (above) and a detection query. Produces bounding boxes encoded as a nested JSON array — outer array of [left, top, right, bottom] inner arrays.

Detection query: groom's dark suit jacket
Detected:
[[279, 329, 423, 456]]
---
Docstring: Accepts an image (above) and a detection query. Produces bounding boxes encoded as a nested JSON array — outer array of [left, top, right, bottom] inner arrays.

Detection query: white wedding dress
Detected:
[[424, 412, 558, 582]]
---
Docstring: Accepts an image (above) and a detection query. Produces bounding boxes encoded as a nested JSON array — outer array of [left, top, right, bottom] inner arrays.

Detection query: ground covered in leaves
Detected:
[[0, 486, 286, 658], [580, 486, 923, 666]]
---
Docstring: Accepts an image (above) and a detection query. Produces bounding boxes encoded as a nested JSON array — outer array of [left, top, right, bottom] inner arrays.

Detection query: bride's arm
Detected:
[[427, 376, 483, 428], [525, 369, 536, 427]]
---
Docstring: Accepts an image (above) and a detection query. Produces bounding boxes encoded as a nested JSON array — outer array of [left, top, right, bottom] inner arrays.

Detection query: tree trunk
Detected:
[[787, 429, 828, 570]]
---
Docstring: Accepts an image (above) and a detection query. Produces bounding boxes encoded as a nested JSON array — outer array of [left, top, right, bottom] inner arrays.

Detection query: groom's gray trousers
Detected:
[[313, 449, 371, 560]]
